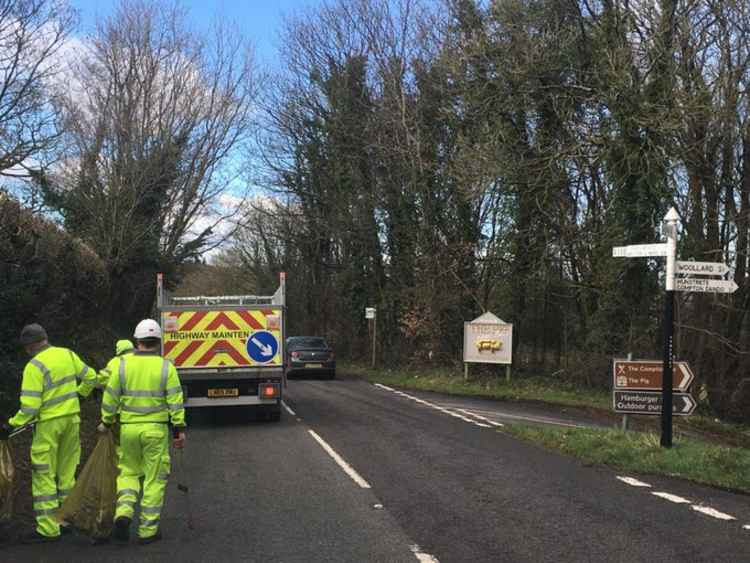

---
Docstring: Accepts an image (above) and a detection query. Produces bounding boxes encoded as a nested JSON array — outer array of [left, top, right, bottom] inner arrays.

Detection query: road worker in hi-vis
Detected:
[[0, 323, 96, 543], [94, 339, 135, 463], [100, 319, 186, 544], [97, 339, 134, 390]]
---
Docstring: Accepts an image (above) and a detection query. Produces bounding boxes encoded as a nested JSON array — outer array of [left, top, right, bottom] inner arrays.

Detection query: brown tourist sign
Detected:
[[612, 360, 694, 392]]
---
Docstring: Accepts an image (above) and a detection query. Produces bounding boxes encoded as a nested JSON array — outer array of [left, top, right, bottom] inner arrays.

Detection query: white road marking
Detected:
[[439, 404, 585, 429], [410, 544, 440, 562], [308, 430, 371, 489], [652, 492, 691, 504], [616, 476, 651, 488], [691, 505, 736, 521], [281, 400, 296, 416], [743, 525, 750, 530], [375, 384, 491, 430], [458, 409, 505, 428], [620, 478, 738, 525]]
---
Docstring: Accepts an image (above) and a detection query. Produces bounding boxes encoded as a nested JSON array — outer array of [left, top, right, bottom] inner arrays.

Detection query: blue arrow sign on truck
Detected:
[[246, 331, 278, 363]]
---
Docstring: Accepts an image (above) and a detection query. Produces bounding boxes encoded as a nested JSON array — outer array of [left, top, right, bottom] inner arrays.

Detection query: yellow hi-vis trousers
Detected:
[[115, 423, 170, 539], [30, 415, 81, 537]]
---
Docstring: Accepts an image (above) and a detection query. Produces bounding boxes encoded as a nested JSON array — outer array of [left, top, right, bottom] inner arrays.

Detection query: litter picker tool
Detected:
[[175, 448, 195, 530], [8, 424, 33, 440]]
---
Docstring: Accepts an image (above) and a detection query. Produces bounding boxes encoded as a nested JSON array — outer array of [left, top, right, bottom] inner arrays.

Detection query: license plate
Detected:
[[208, 388, 239, 398], [306, 363, 323, 368]]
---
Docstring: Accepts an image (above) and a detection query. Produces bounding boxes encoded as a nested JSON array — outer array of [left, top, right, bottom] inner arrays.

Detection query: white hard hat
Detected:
[[134, 319, 162, 340]]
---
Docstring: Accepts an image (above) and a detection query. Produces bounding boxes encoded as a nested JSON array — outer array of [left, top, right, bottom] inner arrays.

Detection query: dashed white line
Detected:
[[281, 400, 296, 416], [410, 544, 440, 562], [619, 478, 740, 526], [616, 476, 651, 488], [691, 505, 736, 521], [308, 430, 371, 489], [652, 492, 691, 504], [743, 524, 750, 530]]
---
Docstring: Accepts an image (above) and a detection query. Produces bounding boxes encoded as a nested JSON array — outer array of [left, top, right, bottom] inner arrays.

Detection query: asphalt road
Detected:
[[5, 376, 750, 562]]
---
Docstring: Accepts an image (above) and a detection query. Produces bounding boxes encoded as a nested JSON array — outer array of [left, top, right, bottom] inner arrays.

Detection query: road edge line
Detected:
[[281, 400, 296, 416], [457, 409, 505, 428], [616, 476, 651, 488], [308, 429, 371, 489], [410, 544, 440, 562]]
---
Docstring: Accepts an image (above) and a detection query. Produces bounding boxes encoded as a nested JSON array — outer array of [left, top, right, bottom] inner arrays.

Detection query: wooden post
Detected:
[[464, 362, 469, 381], [505, 364, 511, 383], [372, 313, 377, 369], [622, 352, 632, 431]]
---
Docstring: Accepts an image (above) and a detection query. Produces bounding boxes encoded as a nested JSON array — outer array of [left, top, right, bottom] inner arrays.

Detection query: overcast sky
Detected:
[[70, 0, 321, 68]]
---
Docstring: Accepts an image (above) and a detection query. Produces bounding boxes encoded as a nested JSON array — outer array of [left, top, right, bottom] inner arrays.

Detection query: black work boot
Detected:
[[20, 530, 60, 544], [138, 531, 162, 545], [112, 517, 131, 544]]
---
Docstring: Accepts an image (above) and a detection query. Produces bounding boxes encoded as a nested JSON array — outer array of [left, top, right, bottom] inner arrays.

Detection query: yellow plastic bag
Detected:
[[0, 440, 14, 522], [57, 429, 118, 539]]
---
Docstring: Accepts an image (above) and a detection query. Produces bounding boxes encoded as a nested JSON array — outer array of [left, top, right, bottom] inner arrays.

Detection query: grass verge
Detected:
[[342, 362, 611, 410], [505, 424, 750, 493]]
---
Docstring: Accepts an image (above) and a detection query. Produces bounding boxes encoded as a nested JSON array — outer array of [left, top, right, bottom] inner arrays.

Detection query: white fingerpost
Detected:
[[664, 207, 679, 291]]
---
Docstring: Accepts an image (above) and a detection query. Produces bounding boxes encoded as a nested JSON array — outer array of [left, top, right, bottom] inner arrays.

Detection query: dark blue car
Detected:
[[285, 336, 336, 379]]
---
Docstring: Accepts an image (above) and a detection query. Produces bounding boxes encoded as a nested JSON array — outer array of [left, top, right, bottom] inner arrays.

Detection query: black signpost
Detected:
[[662, 286, 674, 447]]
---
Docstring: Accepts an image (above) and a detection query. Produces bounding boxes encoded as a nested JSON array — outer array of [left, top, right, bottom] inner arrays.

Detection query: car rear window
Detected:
[[289, 337, 327, 349]]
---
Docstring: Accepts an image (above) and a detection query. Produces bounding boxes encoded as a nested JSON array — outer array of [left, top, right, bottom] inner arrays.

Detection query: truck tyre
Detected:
[[268, 407, 281, 422]]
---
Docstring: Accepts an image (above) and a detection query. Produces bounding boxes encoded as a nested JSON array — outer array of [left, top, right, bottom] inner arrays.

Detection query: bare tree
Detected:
[[0, 0, 75, 177], [42, 0, 257, 324]]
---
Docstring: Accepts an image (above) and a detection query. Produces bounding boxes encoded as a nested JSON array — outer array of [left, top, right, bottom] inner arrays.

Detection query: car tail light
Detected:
[[291, 351, 299, 359], [260, 383, 278, 399]]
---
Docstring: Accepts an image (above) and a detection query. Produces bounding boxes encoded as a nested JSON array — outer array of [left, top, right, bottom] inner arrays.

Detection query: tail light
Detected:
[[260, 383, 279, 399], [291, 351, 299, 360]]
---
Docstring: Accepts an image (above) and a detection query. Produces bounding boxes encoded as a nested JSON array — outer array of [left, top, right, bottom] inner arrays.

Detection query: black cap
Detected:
[[20, 324, 48, 346]]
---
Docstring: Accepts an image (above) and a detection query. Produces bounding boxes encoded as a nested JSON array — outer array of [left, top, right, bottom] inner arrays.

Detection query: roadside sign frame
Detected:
[[613, 390, 696, 416], [612, 359, 694, 392], [612, 243, 668, 258], [674, 278, 738, 294], [463, 312, 513, 365], [675, 261, 730, 276]]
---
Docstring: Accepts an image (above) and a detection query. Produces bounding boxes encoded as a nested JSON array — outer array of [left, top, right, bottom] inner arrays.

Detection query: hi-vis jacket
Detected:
[[101, 351, 186, 427], [97, 350, 134, 389], [9, 345, 95, 427]]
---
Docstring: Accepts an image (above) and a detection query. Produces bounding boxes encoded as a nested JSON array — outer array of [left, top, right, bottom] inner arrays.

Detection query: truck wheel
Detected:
[[269, 408, 281, 422]]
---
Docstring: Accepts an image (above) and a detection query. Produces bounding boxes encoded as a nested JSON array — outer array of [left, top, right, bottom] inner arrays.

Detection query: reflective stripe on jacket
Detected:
[[101, 351, 186, 427], [9, 346, 94, 427], [97, 351, 133, 389]]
